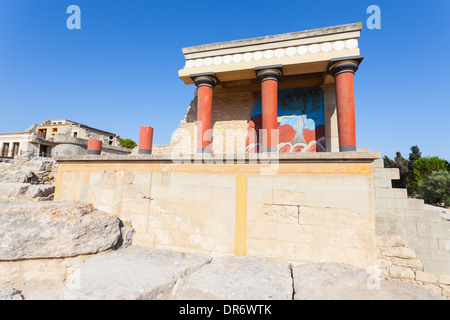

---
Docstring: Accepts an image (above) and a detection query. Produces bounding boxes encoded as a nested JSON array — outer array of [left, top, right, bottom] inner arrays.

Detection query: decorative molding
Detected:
[[184, 39, 359, 69]]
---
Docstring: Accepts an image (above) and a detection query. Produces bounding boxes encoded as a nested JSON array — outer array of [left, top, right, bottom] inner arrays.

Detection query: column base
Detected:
[[339, 145, 357, 152], [261, 146, 278, 153], [138, 149, 152, 154], [196, 148, 211, 154], [87, 150, 101, 155]]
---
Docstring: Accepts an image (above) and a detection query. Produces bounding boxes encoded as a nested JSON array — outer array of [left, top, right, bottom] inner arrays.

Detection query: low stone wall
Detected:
[[53, 152, 450, 299]]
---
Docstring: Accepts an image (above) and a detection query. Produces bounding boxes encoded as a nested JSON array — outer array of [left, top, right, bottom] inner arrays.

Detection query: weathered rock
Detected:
[[22, 157, 55, 172], [292, 262, 443, 300], [59, 246, 211, 300], [0, 288, 23, 300], [173, 255, 292, 300], [0, 183, 29, 200], [25, 184, 55, 200], [0, 201, 130, 260], [0, 171, 29, 183], [0, 183, 55, 202]]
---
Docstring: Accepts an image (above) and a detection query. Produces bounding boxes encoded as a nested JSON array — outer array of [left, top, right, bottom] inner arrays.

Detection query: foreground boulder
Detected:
[[58, 246, 211, 300], [293, 262, 443, 300], [0, 201, 133, 260], [173, 256, 292, 300]]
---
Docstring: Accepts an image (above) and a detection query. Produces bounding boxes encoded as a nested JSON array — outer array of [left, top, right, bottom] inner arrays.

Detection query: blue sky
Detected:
[[0, 0, 448, 160]]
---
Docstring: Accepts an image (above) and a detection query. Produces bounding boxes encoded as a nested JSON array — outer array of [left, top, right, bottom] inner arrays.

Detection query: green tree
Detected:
[[418, 171, 450, 206], [383, 155, 395, 168], [407, 145, 422, 195], [393, 152, 409, 189], [411, 156, 447, 194], [119, 138, 137, 149]]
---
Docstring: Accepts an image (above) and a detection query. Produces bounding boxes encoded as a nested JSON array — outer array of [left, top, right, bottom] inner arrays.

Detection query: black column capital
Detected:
[[189, 72, 218, 88], [255, 65, 283, 82], [327, 55, 364, 78]]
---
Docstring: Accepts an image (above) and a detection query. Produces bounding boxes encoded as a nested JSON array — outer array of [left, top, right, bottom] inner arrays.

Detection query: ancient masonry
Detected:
[[7, 23, 449, 298]]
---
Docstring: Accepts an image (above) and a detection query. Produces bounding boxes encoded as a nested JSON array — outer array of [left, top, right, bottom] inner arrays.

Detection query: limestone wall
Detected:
[[165, 91, 254, 156], [371, 158, 450, 297], [54, 153, 450, 299]]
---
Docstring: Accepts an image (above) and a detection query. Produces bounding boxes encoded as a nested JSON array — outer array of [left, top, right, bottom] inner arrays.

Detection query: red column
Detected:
[[247, 120, 257, 153], [139, 126, 153, 154], [256, 67, 282, 152], [197, 85, 213, 153], [87, 139, 102, 155], [192, 74, 217, 153], [328, 57, 363, 152], [335, 72, 356, 152]]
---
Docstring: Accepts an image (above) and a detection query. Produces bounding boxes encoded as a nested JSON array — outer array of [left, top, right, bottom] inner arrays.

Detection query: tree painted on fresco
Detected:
[[277, 87, 322, 145]]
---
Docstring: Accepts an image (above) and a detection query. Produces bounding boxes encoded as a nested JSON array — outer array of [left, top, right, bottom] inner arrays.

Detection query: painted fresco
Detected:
[[246, 87, 326, 153]]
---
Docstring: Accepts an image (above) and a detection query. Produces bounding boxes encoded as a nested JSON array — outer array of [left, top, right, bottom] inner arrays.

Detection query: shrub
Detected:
[[411, 156, 447, 195], [418, 171, 450, 206]]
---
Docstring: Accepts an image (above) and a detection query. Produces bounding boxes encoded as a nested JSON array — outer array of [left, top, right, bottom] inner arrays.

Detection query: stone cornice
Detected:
[[179, 23, 362, 85]]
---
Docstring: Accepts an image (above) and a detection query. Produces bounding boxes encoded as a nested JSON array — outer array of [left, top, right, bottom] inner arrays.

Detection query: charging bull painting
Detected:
[[246, 86, 326, 153]]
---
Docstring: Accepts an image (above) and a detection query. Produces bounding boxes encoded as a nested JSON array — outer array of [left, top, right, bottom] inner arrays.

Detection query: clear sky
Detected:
[[0, 0, 449, 160]]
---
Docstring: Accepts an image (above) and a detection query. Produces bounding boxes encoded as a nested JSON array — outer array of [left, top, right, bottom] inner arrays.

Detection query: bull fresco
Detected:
[[246, 86, 326, 153]]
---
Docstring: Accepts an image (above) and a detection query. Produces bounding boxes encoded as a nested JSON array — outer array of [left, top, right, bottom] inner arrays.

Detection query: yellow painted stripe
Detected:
[[56, 162, 372, 175], [235, 172, 247, 256]]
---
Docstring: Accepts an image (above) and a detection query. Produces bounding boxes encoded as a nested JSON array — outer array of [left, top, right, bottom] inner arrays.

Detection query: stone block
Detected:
[[247, 188, 272, 204], [132, 171, 151, 185], [404, 237, 439, 249], [305, 190, 370, 212], [102, 171, 119, 189], [123, 184, 151, 199], [262, 204, 298, 224], [438, 239, 450, 250], [373, 178, 392, 188], [313, 225, 373, 249], [381, 247, 416, 259], [415, 271, 439, 283], [375, 188, 407, 199], [416, 248, 450, 261], [121, 198, 151, 215], [439, 274, 450, 285], [375, 208, 405, 220], [391, 257, 423, 270], [423, 260, 450, 276], [272, 189, 305, 206], [417, 222, 450, 239], [389, 266, 415, 280], [373, 168, 400, 180], [88, 171, 104, 186], [247, 238, 312, 263], [375, 235, 404, 247], [311, 245, 369, 267], [276, 224, 313, 243], [247, 203, 264, 221], [404, 209, 443, 222], [247, 220, 277, 240], [372, 158, 384, 168], [326, 173, 371, 192], [298, 206, 324, 225]]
